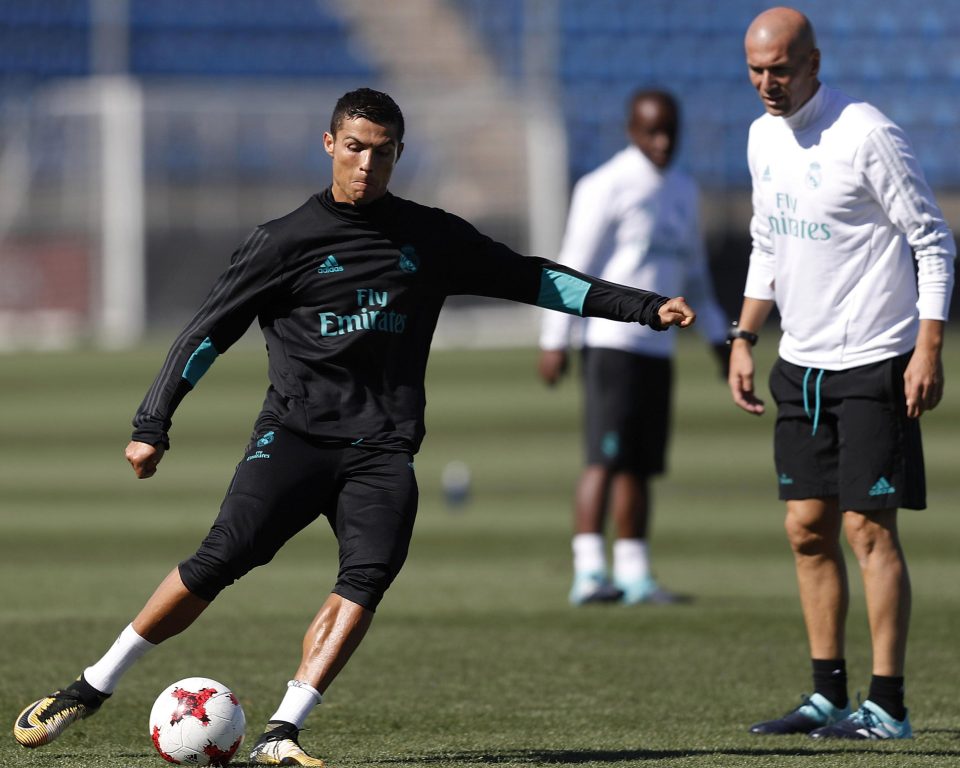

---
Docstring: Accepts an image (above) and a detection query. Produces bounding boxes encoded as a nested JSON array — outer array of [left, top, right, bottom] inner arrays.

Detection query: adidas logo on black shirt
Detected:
[[317, 255, 344, 274]]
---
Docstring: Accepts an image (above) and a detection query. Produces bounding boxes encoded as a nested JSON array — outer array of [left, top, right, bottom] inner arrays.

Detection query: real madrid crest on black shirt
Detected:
[[398, 246, 419, 273]]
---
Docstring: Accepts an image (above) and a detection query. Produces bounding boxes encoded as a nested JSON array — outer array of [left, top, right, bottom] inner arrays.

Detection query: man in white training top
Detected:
[[729, 6, 956, 740], [539, 90, 728, 606]]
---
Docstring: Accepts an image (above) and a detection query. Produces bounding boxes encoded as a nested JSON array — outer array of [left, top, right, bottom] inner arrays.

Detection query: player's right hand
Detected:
[[728, 342, 765, 415], [126, 440, 165, 478], [538, 349, 569, 386]]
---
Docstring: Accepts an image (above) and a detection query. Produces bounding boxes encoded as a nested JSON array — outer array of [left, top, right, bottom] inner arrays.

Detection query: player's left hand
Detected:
[[904, 348, 944, 418], [658, 296, 696, 328]]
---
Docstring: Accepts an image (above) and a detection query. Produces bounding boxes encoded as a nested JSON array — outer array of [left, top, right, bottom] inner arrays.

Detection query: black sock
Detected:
[[811, 658, 848, 709], [265, 720, 298, 736], [868, 675, 906, 721], [70, 674, 110, 706]]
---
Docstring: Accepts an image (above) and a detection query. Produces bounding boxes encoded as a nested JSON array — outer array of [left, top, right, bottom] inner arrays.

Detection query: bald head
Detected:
[[745, 7, 820, 117], [746, 7, 816, 55]]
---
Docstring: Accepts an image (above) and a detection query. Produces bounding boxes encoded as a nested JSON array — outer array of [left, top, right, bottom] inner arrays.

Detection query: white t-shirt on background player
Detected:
[[539, 145, 728, 356], [745, 84, 956, 370]]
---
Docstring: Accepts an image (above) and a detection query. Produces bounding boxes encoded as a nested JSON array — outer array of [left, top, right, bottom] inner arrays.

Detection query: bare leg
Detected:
[[785, 498, 847, 660], [294, 593, 373, 693], [573, 465, 611, 534], [132, 567, 210, 644], [568, 465, 625, 602], [610, 471, 649, 540], [843, 508, 910, 676]]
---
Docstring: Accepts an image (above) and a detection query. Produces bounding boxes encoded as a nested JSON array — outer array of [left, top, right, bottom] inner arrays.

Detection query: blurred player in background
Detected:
[[13, 88, 697, 766], [730, 7, 955, 740], [538, 90, 728, 606]]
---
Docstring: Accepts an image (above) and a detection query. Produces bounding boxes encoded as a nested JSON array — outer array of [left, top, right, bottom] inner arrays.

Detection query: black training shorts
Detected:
[[179, 425, 418, 610], [582, 347, 672, 475], [768, 353, 925, 511]]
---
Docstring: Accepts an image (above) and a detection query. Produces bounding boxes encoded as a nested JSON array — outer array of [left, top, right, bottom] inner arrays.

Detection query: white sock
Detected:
[[269, 680, 323, 730], [613, 538, 650, 584], [83, 623, 156, 694], [572, 533, 606, 576]]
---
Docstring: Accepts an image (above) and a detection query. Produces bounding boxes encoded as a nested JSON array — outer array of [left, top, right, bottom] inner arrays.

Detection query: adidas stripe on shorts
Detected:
[[768, 352, 925, 511]]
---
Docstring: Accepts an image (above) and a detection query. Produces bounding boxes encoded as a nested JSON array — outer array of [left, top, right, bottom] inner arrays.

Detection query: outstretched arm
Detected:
[[537, 296, 695, 388]]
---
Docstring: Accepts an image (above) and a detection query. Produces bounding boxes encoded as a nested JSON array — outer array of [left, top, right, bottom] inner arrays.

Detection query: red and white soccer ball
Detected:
[[149, 677, 246, 766]]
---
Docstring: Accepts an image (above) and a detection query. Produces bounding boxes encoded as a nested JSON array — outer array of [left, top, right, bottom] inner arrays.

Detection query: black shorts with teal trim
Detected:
[[178, 425, 418, 610], [769, 353, 925, 511], [582, 347, 672, 475]]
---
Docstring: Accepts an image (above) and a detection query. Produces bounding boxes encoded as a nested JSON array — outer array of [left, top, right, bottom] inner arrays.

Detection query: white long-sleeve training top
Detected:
[[539, 145, 728, 356], [745, 84, 956, 370]]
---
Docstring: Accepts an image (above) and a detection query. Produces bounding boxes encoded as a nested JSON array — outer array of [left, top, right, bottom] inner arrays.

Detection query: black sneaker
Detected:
[[249, 720, 326, 766], [809, 700, 912, 740], [14, 678, 110, 748], [750, 693, 852, 735]]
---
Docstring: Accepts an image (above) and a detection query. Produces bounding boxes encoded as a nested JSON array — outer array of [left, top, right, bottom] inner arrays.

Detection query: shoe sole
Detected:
[[250, 755, 326, 766], [249, 744, 326, 766]]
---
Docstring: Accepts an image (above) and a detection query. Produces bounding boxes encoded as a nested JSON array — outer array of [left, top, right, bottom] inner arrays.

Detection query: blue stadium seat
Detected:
[[0, 0, 89, 27], [0, 28, 88, 77], [127, 0, 377, 79], [130, 0, 344, 31]]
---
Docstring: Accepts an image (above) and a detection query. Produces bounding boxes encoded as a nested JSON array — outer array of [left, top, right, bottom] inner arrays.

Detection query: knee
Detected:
[[844, 512, 899, 563], [784, 511, 832, 557], [178, 551, 236, 602], [333, 563, 394, 613], [179, 497, 272, 601], [180, 527, 271, 601]]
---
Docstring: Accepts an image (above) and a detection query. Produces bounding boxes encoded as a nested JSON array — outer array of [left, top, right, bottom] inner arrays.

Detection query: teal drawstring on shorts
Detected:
[[802, 367, 825, 436]]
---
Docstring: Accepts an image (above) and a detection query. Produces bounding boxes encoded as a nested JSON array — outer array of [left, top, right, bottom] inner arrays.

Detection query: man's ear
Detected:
[[323, 131, 336, 158], [395, 141, 404, 162]]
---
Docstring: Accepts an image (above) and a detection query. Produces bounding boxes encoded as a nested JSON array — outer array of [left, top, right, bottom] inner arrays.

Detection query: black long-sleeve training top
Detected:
[[132, 188, 670, 454]]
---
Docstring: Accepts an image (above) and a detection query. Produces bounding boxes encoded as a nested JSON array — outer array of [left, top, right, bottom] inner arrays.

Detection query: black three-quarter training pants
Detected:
[[178, 425, 419, 611]]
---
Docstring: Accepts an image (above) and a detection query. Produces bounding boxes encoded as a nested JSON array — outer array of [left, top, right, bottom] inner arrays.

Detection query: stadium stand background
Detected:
[[0, 0, 957, 347], [458, 0, 960, 189]]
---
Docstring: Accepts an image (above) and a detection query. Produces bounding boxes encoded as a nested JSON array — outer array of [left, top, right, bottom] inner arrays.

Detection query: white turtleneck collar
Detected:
[[783, 82, 826, 133], [626, 144, 666, 176]]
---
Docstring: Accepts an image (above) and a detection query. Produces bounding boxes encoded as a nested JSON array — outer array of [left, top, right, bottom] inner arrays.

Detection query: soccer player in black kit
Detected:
[[14, 89, 696, 765]]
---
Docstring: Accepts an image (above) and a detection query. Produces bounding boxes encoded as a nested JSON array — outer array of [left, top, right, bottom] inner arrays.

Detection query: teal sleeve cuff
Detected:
[[537, 269, 591, 315], [181, 337, 220, 386]]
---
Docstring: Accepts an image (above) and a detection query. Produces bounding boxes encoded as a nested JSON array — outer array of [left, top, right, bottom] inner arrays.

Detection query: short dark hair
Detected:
[[330, 88, 405, 142], [628, 89, 678, 122]]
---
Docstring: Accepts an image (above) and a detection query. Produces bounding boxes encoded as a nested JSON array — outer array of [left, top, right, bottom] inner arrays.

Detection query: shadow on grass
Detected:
[[356, 743, 960, 765], [24, 739, 960, 768], [37, 731, 960, 767]]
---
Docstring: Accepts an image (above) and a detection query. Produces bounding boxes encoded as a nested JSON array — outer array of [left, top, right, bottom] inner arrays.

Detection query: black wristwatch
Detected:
[[726, 322, 759, 346]]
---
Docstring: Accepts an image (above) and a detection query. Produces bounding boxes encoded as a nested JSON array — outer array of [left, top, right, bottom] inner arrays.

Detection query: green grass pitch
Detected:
[[2, 334, 960, 767]]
